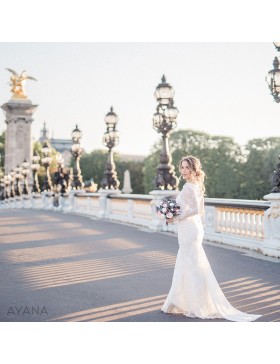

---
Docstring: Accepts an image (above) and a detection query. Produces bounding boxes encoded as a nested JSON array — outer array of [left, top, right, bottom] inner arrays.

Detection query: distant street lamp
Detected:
[[70, 125, 84, 189], [266, 57, 280, 103], [0, 169, 4, 200], [4, 175, 10, 199], [9, 170, 15, 198], [100, 106, 120, 190], [152, 75, 179, 190], [54, 154, 68, 194], [42, 141, 53, 191], [21, 159, 30, 195], [14, 164, 23, 196], [273, 42, 280, 52], [0, 176, 4, 200], [31, 152, 41, 193]]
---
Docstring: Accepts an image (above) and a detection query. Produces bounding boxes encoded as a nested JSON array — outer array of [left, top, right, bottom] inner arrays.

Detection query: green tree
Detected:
[[79, 149, 108, 188], [115, 159, 145, 194], [241, 137, 280, 199], [143, 129, 244, 198], [79, 150, 145, 193]]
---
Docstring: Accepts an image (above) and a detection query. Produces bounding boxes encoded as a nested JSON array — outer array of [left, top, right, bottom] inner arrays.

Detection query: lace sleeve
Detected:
[[177, 184, 199, 221]]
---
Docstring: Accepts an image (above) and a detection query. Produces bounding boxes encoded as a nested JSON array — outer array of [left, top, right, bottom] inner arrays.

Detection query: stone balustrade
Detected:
[[1, 190, 280, 258]]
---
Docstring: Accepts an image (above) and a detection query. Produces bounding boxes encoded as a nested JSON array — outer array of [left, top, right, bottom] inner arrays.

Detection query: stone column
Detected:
[[98, 189, 121, 218], [263, 193, 280, 258], [1, 98, 38, 174], [149, 189, 178, 232]]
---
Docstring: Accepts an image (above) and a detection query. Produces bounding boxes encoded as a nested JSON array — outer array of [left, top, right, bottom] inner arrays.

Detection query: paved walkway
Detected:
[[0, 209, 279, 322]]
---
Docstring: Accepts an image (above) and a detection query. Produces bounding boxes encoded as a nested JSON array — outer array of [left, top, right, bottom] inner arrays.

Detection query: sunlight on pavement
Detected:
[[17, 251, 176, 289], [1, 238, 142, 263], [49, 295, 166, 322], [220, 277, 280, 321]]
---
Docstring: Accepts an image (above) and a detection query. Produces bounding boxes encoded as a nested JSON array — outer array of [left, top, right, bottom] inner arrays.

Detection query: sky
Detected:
[[0, 42, 279, 156]]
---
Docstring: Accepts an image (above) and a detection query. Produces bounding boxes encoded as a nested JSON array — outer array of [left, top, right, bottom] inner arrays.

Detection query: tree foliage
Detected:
[[143, 129, 245, 198], [240, 137, 280, 199], [79, 150, 145, 193], [1, 129, 280, 199]]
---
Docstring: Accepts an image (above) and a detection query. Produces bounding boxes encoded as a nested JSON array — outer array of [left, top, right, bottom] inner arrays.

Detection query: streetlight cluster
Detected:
[[0, 123, 86, 200], [100, 107, 120, 190], [266, 42, 280, 103], [266, 43, 280, 194], [0, 160, 30, 201], [0, 75, 180, 199], [153, 75, 179, 190]]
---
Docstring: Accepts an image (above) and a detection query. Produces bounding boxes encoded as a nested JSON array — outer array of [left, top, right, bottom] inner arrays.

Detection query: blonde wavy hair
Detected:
[[179, 155, 206, 194]]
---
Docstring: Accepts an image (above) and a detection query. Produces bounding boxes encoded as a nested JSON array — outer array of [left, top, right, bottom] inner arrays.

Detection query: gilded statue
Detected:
[[6, 68, 37, 99]]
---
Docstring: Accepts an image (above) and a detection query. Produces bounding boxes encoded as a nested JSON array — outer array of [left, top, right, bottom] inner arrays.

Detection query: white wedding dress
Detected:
[[161, 182, 261, 322]]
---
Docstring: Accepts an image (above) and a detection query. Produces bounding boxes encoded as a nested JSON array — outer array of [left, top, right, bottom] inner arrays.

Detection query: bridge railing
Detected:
[[1, 190, 279, 258]]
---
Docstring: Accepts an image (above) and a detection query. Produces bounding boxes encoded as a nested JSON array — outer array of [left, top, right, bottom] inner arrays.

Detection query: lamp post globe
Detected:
[[100, 107, 120, 190], [152, 75, 179, 190], [31, 152, 41, 193], [70, 124, 84, 190]]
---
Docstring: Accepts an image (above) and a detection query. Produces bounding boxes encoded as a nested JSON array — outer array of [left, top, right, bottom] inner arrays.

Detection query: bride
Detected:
[[161, 155, 261, 321]]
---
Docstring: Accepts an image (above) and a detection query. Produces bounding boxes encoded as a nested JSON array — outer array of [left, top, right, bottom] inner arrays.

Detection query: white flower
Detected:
[[162, 208, 167, 213], [166, 212, 173, 218]]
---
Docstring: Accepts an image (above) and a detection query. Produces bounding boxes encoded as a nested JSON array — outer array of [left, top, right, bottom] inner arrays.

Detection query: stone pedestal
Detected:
[[14, 196, 23, 208], [1, 98, 38, 174], [42, 191, 54, 210], [263, 193, 280, 258], [149, 189, 179, 232], [22, 195, 32, 209], [98, 189, 121, 218], [31, 193, 43, 209], [61, 194, 71, 213]]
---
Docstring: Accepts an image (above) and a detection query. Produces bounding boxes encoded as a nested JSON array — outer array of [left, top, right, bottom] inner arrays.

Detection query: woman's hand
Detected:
[[167, 217, 174, 224]]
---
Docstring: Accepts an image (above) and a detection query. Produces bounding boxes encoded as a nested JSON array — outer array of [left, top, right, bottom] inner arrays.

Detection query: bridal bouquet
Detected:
[[156, 199, 180, 225]]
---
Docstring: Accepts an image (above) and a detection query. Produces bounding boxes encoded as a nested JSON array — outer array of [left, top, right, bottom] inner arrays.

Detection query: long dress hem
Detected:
[[161, 182, 262, 322]]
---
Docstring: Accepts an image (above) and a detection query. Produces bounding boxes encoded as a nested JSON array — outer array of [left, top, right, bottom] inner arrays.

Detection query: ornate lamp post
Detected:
[[0, 169, 4, 201], [21, 159, 30, 195], [54, 154, 68, 194], [70, 125, 84, 189], [9, 169, 15, 198], [42, 141, 53, 191], [273, 42, 280, 52], [31, 152, 41, 193], [152, 75, 179, 190], [266, 57, 280, 103], [14, 164, 23, 196], [0, 176, 5, 201], [4, 175, 11, 199], [100, 107, 120, 190]]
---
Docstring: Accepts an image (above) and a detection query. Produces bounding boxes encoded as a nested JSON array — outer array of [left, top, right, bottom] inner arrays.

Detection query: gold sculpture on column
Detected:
[[6, 69, 37, 99]]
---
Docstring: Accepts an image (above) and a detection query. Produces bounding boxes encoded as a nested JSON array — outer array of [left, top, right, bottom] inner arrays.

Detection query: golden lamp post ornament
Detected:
[[6, 68, 37, 99]]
